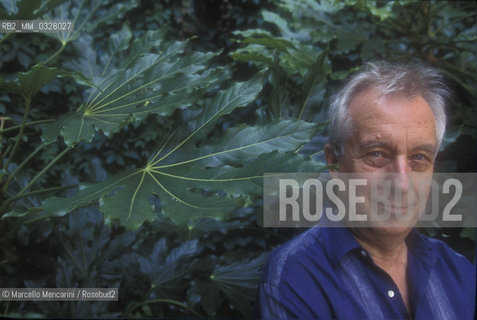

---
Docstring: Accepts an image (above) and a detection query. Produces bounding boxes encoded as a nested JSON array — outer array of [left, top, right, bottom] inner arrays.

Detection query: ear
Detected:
[[324, 143, 339, 175]]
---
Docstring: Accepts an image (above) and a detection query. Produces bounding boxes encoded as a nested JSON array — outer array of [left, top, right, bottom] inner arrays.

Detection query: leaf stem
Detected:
[[0, 33, 12, 44], [21, 215, 50, 225], [3, 184, 78, 206], [4, 96, 31, 171], [3, 143, 46, 194], [0, 119, 55, 134], [123, 299, 203, 318], [3, 300, 8, 316], [308, 149, 324, 158], [16, 146, 72, 197], [298, 87, 312, 121], [1, 143, 13, 164], [5, 197, 97, 226], [43, 41, 67, 65], [0, 117, 5, 155]]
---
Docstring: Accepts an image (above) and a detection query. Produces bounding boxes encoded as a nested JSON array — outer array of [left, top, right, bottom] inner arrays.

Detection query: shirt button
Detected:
[[360, 250, 367, 257], [388, 290, 395, 298]]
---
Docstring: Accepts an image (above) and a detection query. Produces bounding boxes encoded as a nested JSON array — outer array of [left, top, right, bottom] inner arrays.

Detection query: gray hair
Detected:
[[328, 61, 450, 159]]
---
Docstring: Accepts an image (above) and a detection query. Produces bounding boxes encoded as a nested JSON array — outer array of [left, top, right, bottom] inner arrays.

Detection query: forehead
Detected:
[[347, 89, 437, 146]]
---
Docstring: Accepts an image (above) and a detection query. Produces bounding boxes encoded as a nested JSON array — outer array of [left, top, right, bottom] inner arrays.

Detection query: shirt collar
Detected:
[[317, 227, 361, 267], [405, 229, 437, 266]]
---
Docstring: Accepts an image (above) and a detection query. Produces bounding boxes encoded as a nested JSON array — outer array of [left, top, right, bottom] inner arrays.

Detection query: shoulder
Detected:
[[258, 228, 336, 319], [416, 232, 475, 297], [262, 227, 327, 287], [416, 232, 476, 318], [420, 232, 474, 271]]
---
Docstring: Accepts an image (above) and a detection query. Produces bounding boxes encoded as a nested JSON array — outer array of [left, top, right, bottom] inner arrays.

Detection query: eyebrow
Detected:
[[359, 141, 393, 151], [412, 144, 438, 155], [359, 141, 437, 155]]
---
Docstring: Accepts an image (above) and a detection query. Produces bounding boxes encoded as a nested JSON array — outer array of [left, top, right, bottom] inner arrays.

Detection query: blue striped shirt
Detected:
[[258, 227, 475, 319]]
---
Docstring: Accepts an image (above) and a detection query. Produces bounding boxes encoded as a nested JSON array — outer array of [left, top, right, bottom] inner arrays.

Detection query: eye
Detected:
[[364, 150, 389, 168], [411, 153, 428, 161], [409, 153, 433, 171], [369, 151, 384, 158]]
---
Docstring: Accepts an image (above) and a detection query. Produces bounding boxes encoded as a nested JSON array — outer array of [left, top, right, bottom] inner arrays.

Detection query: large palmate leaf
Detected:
[[38, 146, 323, 229], [24, 80, 327, 228], [34, 77, 264, 227], [42, 27, 221, 146]]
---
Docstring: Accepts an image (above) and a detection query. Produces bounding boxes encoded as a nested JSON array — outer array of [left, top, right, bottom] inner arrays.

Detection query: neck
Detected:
[[350, 228, 410, 266]]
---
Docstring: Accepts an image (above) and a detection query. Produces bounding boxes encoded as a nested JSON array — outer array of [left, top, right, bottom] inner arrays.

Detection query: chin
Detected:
[[367, 216, 417, 237], [373, 225, 413, 237], [364, 205, 419, 236]]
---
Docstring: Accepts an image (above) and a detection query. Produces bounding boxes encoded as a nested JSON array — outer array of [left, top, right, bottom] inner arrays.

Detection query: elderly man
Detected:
[[257, 62, 475, 319]]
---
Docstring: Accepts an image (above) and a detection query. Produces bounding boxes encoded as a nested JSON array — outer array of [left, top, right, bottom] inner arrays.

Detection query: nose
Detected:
[[391, 155, 411, 195]]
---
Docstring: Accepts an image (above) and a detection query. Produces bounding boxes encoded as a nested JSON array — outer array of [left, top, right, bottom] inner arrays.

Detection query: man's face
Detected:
[[336, 88, 437, 235]]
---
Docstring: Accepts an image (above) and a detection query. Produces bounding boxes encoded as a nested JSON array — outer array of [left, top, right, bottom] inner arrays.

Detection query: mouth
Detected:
[[386, 206, 410, 214], [371, 202, 416, 215]]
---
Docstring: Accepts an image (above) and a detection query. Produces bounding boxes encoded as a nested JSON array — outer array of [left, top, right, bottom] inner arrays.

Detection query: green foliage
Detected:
[[42, 35, 221, 146], [0, 64, 58, 97], [0, 0, 324, 317], [0, 0, 475, 318]]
